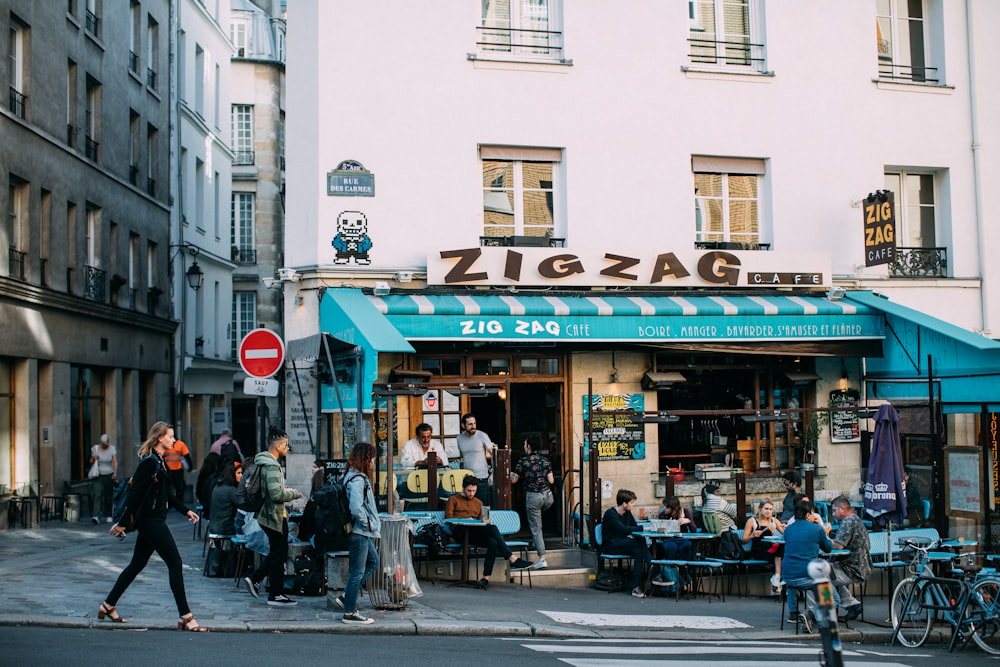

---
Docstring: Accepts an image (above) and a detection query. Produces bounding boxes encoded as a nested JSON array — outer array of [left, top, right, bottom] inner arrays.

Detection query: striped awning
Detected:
[[369, 293, 884, 343]]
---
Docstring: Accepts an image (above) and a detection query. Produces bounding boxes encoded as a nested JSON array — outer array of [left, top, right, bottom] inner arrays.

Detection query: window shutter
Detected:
[[692, 156, 765, 175]]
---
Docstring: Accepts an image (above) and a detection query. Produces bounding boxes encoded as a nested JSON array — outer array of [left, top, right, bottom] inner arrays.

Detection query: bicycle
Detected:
[[890, 537, 1000, 654]]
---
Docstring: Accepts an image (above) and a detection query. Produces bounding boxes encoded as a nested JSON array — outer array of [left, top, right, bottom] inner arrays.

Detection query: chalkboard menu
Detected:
[[945, 448, 982, 516], [318, 459, 348, 483], [829, 389, 861, 443], [583, 393, 646, 461]]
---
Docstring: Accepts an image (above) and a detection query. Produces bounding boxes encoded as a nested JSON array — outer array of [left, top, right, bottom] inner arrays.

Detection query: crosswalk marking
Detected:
[[537, 610, 750, 629]]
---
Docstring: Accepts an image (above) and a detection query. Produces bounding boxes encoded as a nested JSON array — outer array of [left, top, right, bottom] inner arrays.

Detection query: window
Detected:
[[84, 205, 105, 301], [67, 60, 77, 146], [481, 146, 560, 243], [9, 17, 29, 119], [876, 0, 936, 83], [194, 44, 205, 116], [692, 156, 766, 248], [146, 124, 157, 197], [231, 292, 256, 361], [231, 105, 254, 165], [884, 170, 946, 277], [129, 110, 140, 184], [195, 158, 204, 229], [7, 176, 28, 280], [231, 18, 247, 57], [688, 0, 765, 73], [279, 111, 285, 170], [85, 0, 101, 38], [129, 2, 140, 73], [478, 0, 564, 61], [85, 76, 101, 161], [231, 192, 255, 264], [146, 17, 159, 90]]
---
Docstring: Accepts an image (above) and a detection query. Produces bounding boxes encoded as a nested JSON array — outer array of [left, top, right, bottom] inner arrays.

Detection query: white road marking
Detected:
[[537, 610, 750, 629]]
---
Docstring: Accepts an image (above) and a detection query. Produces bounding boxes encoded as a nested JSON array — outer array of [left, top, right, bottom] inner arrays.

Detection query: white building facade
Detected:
[[285, 1, 1000, 541]]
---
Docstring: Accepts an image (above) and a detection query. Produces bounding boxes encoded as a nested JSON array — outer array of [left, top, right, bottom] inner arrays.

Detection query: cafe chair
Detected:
[[406, 469, 429, 499], [439, 469, 473, 496], [378, 473, 398, 496], [780, 580, 815, 634], [493, 509, 532, 588], [594, 523, 632, 593]]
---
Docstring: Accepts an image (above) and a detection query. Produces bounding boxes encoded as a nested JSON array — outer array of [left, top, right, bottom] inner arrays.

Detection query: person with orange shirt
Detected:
[[162, 437, 192, 501]]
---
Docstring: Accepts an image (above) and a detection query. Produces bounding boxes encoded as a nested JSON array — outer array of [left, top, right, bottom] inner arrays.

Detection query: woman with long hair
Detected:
[[337, 441, 381, 625], [741, 497, 785, 592], [102, 421, 205, 631]]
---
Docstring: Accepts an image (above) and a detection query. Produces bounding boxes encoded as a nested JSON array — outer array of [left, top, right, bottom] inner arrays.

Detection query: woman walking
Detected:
[[102, 421, 205, 631], [338, 441, 381, 625]]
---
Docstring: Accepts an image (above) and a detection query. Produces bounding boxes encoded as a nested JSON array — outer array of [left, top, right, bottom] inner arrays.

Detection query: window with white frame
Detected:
[[147, 17, 158, 90], [231, 105, 254, 165], [883, 170, 946, 277], [231, 18, 247, 56], [231, 192, 255, 264], [194, 44, 205, 116], [688, 0, 765, 73], [129, 1, 140, 73], [693, 156, 766, 248], [9, 17, 29, 119], [85, 0, 101, 38], [481, 146, 560, 243], [231, 291, 256, 361], [478, 0, 564, 61], [876, 0, 936, 83]]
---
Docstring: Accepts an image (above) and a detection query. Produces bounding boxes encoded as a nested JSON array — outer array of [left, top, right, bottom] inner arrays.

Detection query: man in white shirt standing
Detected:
[[456, 413, 493, 504]]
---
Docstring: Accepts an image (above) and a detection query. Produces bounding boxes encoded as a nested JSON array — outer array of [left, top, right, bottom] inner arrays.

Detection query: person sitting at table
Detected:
[[829, 495, 870, 621], [782, 498, 835, 624], [786, 493, 831, 534], [653, 496, 694, 561], [444, 475, 532, 590], [208, 463, 242, 536], [601, 488, 653, 598], [700, 483, 738, 531], [904, 468, 925, 527], [741, 498, 785, 594], [779, 470, 802, 521], [400, 423, 448, 470]]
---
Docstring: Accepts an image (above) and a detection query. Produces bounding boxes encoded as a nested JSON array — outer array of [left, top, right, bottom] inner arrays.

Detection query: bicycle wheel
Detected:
[[969, 579, 1000, 655], [891, 578, 932, 647]]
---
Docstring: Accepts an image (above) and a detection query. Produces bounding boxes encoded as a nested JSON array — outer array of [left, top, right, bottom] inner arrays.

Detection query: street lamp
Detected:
[[185, 260, 204, 291]]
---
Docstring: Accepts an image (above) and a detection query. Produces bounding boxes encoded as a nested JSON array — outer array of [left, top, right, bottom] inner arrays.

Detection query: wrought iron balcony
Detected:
[[66, 124, 77, 147], [147, 177, 156, 197], [233, 151, 255, 166], [695, 240, 770, 251], [8, 247, 26, 281], [84, 265, 107, 302], [889, 246, 947, 278], [688, 38, 765, 71], [129, 164, 139, 186], [878, 63, 939, 84], [233, 247, 257, 265], [480, 235, 565, 248], [9, 87, 26, 119], [476, 26, 564, 59], [129, 51, 138, 73], [85, 10, 99, 36], [146, 68, 157, 90], [85, 136, 99, 161]]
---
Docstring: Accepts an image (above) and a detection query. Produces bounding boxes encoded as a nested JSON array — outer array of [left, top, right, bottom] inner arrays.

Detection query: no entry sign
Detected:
[[238, 328, 285, 378]]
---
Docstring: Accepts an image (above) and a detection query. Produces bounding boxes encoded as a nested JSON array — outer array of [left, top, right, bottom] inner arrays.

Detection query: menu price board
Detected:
[[583, 393, 646, 460], [829, 389, 861, 443], [945, 447, 982, 516]]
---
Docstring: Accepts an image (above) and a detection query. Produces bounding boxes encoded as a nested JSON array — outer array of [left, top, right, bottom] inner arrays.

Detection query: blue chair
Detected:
[[493, 509, 532, 587], [594, 523, 633, 593], [921, 499, 931, 522]]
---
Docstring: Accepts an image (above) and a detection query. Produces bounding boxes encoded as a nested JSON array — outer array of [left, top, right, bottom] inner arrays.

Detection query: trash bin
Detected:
[[368, 514, 422, 610], [65, 494, 81, 522]]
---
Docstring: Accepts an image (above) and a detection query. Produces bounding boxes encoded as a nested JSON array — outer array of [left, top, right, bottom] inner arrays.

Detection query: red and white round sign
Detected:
[[238, 329, 285, 378]]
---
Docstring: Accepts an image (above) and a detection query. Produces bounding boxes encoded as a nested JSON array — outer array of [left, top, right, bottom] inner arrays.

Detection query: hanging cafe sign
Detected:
[[428, 246, 831, 289]]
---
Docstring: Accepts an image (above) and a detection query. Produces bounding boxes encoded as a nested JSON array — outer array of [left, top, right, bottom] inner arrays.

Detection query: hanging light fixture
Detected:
[[185, 260, 204, 291]]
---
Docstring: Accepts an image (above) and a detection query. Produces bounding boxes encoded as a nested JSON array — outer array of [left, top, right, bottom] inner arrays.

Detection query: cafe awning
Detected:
[[369, 292, 885, 344], [845, 290, 1000, 411]]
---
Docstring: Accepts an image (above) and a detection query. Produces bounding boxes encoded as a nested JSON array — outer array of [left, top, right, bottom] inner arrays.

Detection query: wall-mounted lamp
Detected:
[[629, 411, 680, 424], [641, 371, 687, 390], [373, 281, 391, 296], [827, 286, 846, 301], [498, 387, 507, 401], [185, 261, 204, 291], [395, 271, 413, 284], [839, 363, 850, 391]]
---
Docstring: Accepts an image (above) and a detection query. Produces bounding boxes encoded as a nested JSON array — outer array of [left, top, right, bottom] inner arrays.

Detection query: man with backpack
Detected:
[[243, 427, 303, 606], [210, 428, 243, 465]]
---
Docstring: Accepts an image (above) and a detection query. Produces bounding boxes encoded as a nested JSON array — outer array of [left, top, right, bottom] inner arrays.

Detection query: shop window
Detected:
[[420, 358, 463, 376], [693, 155, 768, 249], [481, 145, 562, 246], [884, 170, 946, 278], [472, 358, 509, 376], [520, 357, 559, 375]]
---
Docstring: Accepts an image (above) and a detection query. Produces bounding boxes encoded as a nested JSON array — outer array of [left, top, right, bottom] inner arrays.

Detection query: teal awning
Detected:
[[316, 288, 414, 411], [846, 291, 1000, 411], [369, 293, 884, 343]]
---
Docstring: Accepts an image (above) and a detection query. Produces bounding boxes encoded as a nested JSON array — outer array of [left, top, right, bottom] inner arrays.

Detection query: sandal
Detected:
[[98, 602, 126, 623], [178, 613, 207, 632]]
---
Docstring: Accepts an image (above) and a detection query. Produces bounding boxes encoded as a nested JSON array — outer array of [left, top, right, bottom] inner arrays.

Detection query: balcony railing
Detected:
[[480, 235, 565, 248], [8, 247, 26, 281], [66, 124, 77, 147], [84, 265, 107, 302], [39, 257, 48, 287], [129, 165, 139, 186], [9, 87, 26, 119], [126, 287, 137, 310], [476, 26, 564, 59], [85, 9, 99, 36], [688, 38, 766, 71], [147, 177, 156, 197], [878, 63, 939, 84], [233, 151, 255, 166], [889, 246, 947, 278], [146, 68, 157, 90], [233, 247, 257, 265], [695, 240, 770, 251], [129, 51, 138, 73], [85, 136, 99, 161]]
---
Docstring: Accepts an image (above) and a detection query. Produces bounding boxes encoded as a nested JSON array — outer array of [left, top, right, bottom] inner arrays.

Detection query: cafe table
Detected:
[[444, 517, 488, 587]]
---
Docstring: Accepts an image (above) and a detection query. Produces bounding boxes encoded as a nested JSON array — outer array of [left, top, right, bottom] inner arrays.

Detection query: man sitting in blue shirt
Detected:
[[782, 499, 834, 623]]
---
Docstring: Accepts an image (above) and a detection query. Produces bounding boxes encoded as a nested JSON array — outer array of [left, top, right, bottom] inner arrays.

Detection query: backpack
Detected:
[[235, 461, 265, 514], [718, 530, 745, 561], [287, 550, 326, 596], [219, 439, 239, 467], [111, 455, 160, 530], [313, 473, 356, 540], [415, 522, 448, 558]]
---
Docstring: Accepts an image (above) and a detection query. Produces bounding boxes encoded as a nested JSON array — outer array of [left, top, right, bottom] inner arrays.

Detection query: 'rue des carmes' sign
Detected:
[[327, 159, 374, 197]]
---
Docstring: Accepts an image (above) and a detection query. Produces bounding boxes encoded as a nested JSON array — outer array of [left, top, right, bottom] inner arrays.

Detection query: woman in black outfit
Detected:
[[101, 421, 206, 631]]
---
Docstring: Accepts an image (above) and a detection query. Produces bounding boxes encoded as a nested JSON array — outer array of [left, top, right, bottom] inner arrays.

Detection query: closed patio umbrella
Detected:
[[864, 402, 908, 593]]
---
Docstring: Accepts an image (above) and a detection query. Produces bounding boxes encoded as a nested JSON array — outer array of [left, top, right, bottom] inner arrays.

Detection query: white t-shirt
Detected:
[[91, 444, 117, 475], [400, 438, 448, 470]]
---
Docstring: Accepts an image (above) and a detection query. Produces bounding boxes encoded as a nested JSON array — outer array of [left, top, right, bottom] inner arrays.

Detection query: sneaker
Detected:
[[510, 557, 533, 570], [267, 594, 298, 607], [842, 604, 863, 621], [530, 558, 548, 570], [334, 594, 345, 609], [631, 587, 647, 598], [243, 577, 260, 599], [91, 516, 100, 525], [651, 576, 676, 587], [342, 611, 374, 625]]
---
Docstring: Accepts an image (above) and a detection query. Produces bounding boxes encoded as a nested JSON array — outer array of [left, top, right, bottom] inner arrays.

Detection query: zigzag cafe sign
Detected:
[[428, 247, 831, 289], [863, 190, 896, 268]]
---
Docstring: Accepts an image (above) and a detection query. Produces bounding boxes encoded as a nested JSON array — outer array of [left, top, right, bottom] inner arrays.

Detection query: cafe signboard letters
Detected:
[[863, 190, 896, 268], [583, 393, 646, 461]]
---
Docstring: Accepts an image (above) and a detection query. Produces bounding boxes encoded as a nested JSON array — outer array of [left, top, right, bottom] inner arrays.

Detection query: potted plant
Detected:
[[110, 273, 128, 292]]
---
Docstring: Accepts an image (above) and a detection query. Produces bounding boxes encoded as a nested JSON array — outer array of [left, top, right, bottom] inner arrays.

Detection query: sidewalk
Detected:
[[0, 515, 909, 642]]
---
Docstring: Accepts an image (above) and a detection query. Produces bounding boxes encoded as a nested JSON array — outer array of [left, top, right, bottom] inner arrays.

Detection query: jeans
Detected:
[[604, 536, 651, 589], [786, 576, 841, 616], [525, 489, 553, 557], [250, 519, 289, 598], [657, 537, 693, 561], [344, 533, 379, 614], [830, 562, 861, 608], [106, 518, 190, 616]]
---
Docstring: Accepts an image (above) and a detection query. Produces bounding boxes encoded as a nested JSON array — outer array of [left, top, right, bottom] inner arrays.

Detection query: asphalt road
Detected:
[[3, 627, 999, 667]]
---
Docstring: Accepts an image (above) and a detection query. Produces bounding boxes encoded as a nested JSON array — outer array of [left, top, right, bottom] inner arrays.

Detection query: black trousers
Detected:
[[453, 524, 511, 577], [250, 519, 288, 597], [106, 518, 190, 616]]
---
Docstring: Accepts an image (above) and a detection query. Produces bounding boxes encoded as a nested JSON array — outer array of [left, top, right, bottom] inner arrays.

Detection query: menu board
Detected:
[[583, 393, 645, 460], [946, 448, 982, 515], [829, 389, 861, 443]]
